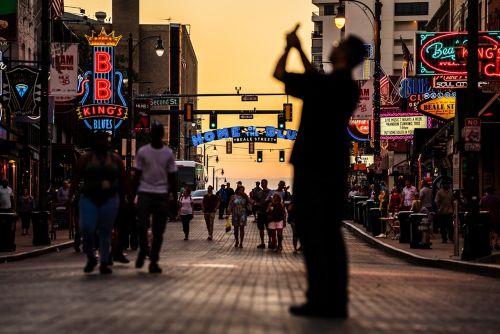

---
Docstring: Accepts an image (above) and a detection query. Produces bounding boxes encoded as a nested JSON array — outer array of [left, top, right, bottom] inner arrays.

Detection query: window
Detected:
[[395, 2, 429, 16], [324, 4, 335, 16]]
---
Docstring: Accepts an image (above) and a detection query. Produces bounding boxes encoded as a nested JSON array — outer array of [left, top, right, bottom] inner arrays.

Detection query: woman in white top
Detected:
[[178, 187, 194, 240]]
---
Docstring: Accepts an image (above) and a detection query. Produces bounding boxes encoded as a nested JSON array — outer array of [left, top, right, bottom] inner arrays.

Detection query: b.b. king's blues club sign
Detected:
[[77, 28, 128, 131], [192, 126, 297, 146]]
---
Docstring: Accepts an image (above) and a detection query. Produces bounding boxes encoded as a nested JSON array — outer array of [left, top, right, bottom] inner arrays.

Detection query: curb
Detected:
[[0, 241, 74, 263], [342, 221, 500, 279]]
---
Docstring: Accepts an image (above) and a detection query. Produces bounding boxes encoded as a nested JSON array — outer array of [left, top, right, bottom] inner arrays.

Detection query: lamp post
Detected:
[[214, 168, 224, 189], [335, 0, 382, 156], [126, 33, 165, 179]]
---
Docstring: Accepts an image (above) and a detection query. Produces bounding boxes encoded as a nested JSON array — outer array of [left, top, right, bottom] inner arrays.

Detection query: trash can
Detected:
[[356, 201, 367, 225], [344, 198, 354, 220], [353, 196, 368, 223], [364, 200, 377, 232], [0, 212, 16, 252], [398, 211, 413, 243], [461, 211, 491, 260], [32, 211, 51, 246], [409, 213, 430, 249], [369, 208, 382, 236]]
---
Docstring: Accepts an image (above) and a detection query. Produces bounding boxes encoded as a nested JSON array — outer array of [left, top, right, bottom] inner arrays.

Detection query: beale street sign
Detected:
[[191, 126, 297, 146]]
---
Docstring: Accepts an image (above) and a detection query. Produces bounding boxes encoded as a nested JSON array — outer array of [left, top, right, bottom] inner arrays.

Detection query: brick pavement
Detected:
[[0, 213, 499, 334]]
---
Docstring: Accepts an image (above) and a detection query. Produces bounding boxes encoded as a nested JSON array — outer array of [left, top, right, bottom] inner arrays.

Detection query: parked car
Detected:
[[191, 189, 208, 211]]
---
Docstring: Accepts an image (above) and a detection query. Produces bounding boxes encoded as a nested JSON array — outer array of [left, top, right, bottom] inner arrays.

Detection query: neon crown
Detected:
[[85, 27, 122, 47]]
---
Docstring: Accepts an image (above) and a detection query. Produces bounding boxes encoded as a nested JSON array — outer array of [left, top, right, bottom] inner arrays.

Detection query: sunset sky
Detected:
[[66, 0, 317, 186]]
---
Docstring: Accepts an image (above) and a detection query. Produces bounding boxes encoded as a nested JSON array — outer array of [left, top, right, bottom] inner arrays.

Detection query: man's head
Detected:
[[226, 182, 231, 188], [90, 131, 110, 154], [1, 179, 8, 188], [261, 179, 268, 189], [329, 35, 365, 70], [220, 184, 226, 189], [255, 181, 260, 187], [150, 121, 165, 146], [208, 185, 214, 194], [278, 180, 286, 190], [237, 181, 242, 187]]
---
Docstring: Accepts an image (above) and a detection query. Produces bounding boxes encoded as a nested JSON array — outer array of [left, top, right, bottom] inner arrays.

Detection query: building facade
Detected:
[[312, 0, 440, 77]]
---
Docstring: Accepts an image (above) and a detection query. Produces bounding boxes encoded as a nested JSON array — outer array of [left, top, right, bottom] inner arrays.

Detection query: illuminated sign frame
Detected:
[[415, 31, 500, 79], [191, 126, 297, 146], [77, 28, 128, 130], [380, 112, 431, 140]]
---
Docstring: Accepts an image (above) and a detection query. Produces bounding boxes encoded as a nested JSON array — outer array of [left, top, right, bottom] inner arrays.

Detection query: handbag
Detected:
[[224, 218, 232, 233]]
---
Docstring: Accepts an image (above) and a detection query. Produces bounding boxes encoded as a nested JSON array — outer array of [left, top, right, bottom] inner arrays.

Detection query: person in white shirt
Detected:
[[401, 180, 417, 210], [0, 179, 14, 212], [133, 122, 178, 274]]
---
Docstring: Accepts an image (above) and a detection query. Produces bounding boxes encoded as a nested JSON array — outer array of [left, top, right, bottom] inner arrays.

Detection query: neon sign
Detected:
[[77, 28, 127, 130], [416, 31, 500, 79], [347, 119, 370, 141], [192, 126, 297, 146]]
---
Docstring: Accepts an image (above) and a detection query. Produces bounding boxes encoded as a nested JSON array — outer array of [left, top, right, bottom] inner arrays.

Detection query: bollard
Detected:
[[0, 212, 16, 251]]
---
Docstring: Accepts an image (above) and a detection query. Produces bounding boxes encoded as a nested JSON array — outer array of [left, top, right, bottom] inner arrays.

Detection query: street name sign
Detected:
[[152, 97, 179, 106], [241, 95, 258, 102]]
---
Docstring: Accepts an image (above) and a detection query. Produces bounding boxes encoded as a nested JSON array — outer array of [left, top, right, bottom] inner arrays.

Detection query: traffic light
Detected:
[[209, 113, 217, 129], [283, 103, 293, 121], [257, 150, 263, 162], [278, 114, 286, 130], [226, 141, 232, 154], [249, 141, 255, 154], [184, 102, 193, 122], [279, 150, 285, 162]]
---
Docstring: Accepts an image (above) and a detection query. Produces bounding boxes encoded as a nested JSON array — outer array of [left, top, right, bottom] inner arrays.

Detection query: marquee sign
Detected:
[[380, 112, 431, 140], [77, 28, 128, 130], [4, 66, 41, 118], [416, 31, 500, 79], [191, 126, 297, 146]]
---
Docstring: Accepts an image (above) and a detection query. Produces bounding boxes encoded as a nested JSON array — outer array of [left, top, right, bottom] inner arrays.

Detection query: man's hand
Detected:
[[286, 24, 301, 50]]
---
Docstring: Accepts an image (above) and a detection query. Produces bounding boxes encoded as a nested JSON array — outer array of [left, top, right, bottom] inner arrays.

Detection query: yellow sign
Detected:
[[417, 97, 456, 121]]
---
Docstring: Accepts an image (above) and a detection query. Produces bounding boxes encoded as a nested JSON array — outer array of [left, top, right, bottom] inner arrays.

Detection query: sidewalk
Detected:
[[0, 219, 74, 262], [343, 220, 500, 278]]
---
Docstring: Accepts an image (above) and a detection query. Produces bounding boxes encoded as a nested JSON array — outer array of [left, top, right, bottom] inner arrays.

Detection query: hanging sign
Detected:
[[50, 43, 79, 98], [352, 80, 373, 120], [417, 96, 456, 121], [380, 112, 429, 140], [191, 126, 297, 146], [415, 31, 500, 79], [4, 66, 41, 118], [77, 28, 128, 130]]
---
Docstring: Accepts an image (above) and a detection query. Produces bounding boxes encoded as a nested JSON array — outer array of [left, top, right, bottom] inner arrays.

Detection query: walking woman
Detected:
[[71, 132, 125, 274], [267, 193, 287, 252], [18, 188, 34, 235], [178, 187, 194, 240], [227, 186, 250, 248]]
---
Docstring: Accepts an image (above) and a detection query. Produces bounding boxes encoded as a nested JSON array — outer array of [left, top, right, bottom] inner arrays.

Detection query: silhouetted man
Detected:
[[274, 24, 365, 319], [133, 121, 178, 274]]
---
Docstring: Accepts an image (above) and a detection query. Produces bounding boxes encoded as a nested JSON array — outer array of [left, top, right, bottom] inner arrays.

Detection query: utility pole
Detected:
[[35, 0, 51, 245], [463, 0, 479, 201]]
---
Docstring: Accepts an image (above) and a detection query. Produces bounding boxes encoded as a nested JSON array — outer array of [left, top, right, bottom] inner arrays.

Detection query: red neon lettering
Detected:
[[95, 52, 112, 73], [107, 106, 116, 116], [484, 64, 500, 77], [98, 106, 106, 115], [95, 79, 112, 100], [83, 107, 91, 117], [116, 107, 123, 117]]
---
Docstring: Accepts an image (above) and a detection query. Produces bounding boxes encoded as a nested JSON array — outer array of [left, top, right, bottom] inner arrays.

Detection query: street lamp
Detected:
[[335, 0, 382, 156], [214, 168, 224, 189], [126, 33, 165, 179]]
